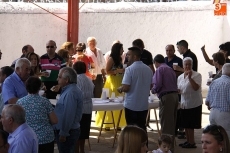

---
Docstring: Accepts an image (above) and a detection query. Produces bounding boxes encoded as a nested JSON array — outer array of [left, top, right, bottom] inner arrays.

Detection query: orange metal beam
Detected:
[[67, 0, 79, 46]]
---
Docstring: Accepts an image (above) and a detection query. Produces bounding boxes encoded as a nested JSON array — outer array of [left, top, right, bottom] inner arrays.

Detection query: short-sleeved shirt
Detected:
[[122, 61, 152, 111], [8, 123, 38, 153], [2, 72, 27, 104], [165, 55, 183, 69], [177, 71, 203, 109], [152, 149, 172, 153], [77, 74, 94, 114], [183, 49, 198, 71], [17, 94, 54, 144], [206, 75, 230, 112], [140, 49, 153, 66], [72, 54, 94, 79], [85, 48, 106, 75], [40, 53, 66, 82]]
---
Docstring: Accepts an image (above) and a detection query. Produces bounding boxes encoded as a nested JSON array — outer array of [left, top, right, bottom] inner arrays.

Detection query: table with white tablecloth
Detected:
[[49, 98, 160, 147]]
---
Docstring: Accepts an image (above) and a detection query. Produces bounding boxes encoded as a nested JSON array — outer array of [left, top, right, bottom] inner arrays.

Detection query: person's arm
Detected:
[[59, 92, 81, 137], [117, 84, 130, 93], [49, 111, 58, 125], [187, 71, 200, 91], [151, 68, 163, 94], [8, 98, 18, 104], [173, 65, 184, 72], [147, 52, 155, 74], [201, 45, 214, 66], [2, 79, 18, 104], [117, 68, 131, 93], [100, 52, 107, 82], [175, 58, 184, 77], [105, 57, 116, 75]]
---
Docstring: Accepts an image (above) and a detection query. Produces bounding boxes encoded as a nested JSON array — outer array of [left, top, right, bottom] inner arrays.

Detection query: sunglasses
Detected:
[[46, 46, 55, 48], [76, 50, 84, 52]]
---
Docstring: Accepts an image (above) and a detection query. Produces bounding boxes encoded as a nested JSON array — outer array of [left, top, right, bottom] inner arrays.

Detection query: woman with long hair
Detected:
[[116, 125, 148, 153], [25, 52, 48, 77], [95, 43, 126, 130]]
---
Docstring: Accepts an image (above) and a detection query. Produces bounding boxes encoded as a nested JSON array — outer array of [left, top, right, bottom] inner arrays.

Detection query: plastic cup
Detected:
[[102, 88, 109, 99], [56, 94, 60, 100], [101, 91, 107, 100], [39, 90, 45, 96], [111, 92, 116, 99], [208, 71, 213, 78], [46, 70, 51, 77]]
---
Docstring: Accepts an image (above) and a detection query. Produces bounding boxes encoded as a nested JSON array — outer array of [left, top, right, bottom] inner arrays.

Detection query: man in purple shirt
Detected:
[[151, 54, 178, 153]]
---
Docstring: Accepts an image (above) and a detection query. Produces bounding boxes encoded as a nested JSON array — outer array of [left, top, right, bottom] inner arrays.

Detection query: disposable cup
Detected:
[[46, 70, 51, 77]]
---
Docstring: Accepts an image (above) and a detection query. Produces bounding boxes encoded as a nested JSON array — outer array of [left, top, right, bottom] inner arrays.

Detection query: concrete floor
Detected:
[[55, 99, 209, 153]]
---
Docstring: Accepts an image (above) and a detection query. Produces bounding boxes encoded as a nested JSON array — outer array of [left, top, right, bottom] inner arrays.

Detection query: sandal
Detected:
[[182, 143, 197, 148], [179, 141, 188, 147]]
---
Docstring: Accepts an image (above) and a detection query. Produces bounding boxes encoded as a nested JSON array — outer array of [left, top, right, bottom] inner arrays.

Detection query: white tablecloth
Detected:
[[50, 98, 159, 111]]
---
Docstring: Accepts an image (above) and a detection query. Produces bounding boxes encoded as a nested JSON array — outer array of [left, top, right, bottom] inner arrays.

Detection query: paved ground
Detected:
[[55, 99, 209, 153]]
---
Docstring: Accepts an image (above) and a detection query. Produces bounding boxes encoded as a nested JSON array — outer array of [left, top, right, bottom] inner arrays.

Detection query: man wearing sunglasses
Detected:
[[40, 40, 66, 99]]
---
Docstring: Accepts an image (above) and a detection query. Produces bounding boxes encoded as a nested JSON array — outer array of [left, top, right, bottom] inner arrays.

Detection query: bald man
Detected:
[[40, 40, 66, 99]]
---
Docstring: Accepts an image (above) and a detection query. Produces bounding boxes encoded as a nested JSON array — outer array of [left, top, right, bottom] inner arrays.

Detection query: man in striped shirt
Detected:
[[40, 40, 66, 99]]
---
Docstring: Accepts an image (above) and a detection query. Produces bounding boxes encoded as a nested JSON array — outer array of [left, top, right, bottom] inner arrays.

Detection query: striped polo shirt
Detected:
[[40, 53, 66, 82]]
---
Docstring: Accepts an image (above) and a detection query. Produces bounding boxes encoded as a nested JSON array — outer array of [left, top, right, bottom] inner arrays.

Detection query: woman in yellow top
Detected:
[[95, 43, 126, 130]]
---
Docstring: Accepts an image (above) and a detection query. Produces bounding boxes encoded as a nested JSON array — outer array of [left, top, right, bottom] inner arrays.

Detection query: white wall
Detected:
[[0, 1, 229, 95]]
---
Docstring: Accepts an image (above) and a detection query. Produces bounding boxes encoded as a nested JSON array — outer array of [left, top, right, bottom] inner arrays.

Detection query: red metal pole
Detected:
[[67, 0, 79, 46]]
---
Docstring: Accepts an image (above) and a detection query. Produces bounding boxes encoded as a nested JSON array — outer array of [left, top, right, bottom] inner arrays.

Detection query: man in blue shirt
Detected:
[[117, 47, 152, 132], [206, 63, 230, 139], [1, 104, 38, 153], [2, 58, 31, 104], [54, 67, 83, 153]]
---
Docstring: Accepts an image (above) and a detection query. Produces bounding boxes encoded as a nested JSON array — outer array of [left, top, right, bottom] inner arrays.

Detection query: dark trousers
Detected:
[[55, 128, 80, 153], [92, 74, 104, 98], [124, 107, 148, 132], [43, 81, 59, 99], [39, 141, 54, 153]]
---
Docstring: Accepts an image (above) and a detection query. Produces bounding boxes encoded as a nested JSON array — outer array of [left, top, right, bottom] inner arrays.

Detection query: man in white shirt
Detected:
[[85, 37, 106, 98]]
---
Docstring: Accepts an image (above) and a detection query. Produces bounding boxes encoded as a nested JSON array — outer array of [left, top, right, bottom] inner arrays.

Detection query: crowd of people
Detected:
[[0, 37, 229, 153]]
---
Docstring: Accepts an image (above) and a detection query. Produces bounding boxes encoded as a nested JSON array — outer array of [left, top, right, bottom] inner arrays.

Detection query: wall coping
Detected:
[[0, 1, 215, 14]]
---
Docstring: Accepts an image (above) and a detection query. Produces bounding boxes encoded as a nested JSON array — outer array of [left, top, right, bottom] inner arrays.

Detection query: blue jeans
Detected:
[[55, 128, 80, 153]]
